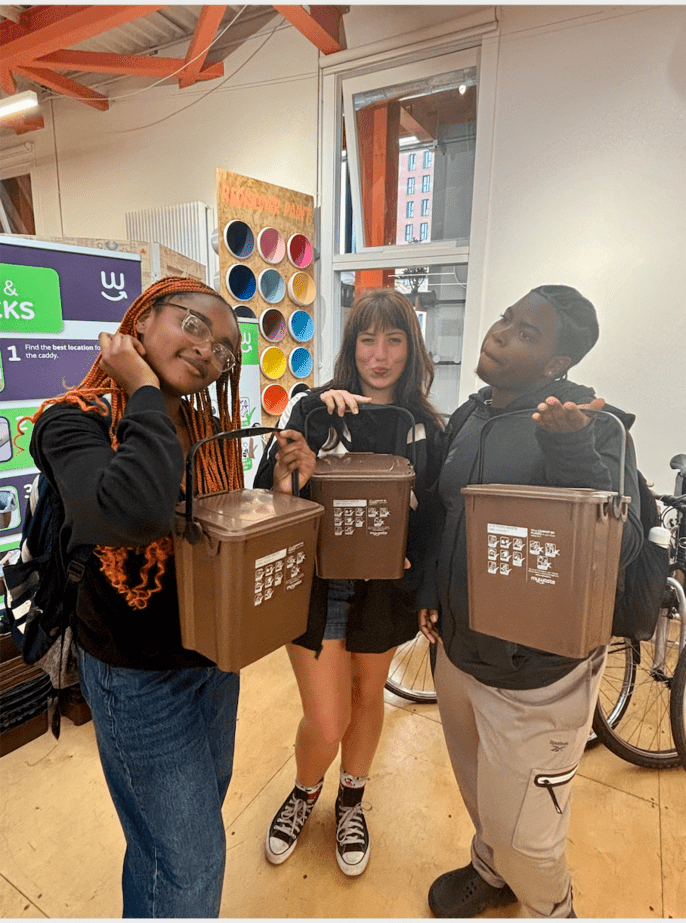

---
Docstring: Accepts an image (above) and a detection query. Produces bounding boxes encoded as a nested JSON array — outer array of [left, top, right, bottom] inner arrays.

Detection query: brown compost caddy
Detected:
[[462, 410, 630, 659], [173, 428, 323, 673], [306, 405, 416, 581]]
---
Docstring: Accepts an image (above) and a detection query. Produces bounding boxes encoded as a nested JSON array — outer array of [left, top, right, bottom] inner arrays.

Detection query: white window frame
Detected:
[[317, 8, 499, 402]]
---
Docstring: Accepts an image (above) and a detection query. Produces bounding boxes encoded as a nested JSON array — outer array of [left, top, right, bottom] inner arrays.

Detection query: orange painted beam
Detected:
[[273, 5, 346, 54], [2, 6, 164, 68], [14, 65, 109, 110], [34, 50, 223, 82], [0, 113, 45, 134], [0, 67, 17, 94], [178, 5, 227, 89]]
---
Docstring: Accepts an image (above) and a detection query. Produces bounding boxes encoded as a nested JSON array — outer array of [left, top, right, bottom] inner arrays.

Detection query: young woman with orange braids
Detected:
[[24, 277, 243, 918]]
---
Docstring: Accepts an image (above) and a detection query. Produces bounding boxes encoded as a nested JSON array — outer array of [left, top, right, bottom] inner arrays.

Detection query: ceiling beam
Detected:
[[1, 5, 165, 69], [178, 5, 227, 89], [273, 5, 347, 54], [13, 65, 109, 110], [33, 50, 224, 82], [0, 112, 45, 134], [399, 104, 434, 143]]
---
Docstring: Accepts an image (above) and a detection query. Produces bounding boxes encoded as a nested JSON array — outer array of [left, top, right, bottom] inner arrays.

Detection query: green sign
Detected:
[[1, 263, 63, 333], [0, 405, 38, 471], [239, 321, 259, 366]]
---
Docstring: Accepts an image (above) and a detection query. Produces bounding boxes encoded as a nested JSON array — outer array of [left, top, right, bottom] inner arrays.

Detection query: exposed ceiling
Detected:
[[0, 4, 348, 135]]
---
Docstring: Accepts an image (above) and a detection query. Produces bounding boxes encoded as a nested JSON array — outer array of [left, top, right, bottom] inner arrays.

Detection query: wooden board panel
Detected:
[[216, 170, 316, 425]]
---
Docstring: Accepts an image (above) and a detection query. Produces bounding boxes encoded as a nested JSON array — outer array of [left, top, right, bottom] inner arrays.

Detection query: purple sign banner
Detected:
[[1, 237, 142, 323], [0, 338, 100, 401]]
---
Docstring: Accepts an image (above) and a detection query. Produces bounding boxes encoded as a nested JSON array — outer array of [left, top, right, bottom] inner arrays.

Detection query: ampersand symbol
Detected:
[[3, 280, 18, 296]]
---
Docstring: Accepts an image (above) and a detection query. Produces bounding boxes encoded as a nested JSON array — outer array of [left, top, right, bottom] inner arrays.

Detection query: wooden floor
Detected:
[[1, 645, 684, 919]]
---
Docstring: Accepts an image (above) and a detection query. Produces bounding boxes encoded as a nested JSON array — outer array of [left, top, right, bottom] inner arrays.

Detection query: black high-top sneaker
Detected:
[[334, 783, 370, 876], [265, 781, 323, 864]]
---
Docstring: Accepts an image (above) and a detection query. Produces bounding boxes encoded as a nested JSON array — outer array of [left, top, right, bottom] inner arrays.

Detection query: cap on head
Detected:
[[531, 284, 599, 367]]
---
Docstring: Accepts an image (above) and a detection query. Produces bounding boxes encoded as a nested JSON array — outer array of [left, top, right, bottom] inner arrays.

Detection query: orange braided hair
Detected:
[[19, 276, 244, 609]]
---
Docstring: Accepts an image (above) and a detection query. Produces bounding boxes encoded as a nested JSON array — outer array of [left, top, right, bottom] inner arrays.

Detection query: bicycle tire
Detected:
[[587, 636, 636, 747], [669, 644, 686, 769], [385, 632, 436, 703], [592, 616, 682, 768]]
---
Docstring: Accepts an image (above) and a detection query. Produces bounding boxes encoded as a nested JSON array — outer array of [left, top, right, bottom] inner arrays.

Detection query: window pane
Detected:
[[406, 201, 414, 218], [420, 222, 428, 240], [405, 224, 414, 242], [351, 66, 476, 249], [338, 263, 468, 415], [421, 198, 430, 216]]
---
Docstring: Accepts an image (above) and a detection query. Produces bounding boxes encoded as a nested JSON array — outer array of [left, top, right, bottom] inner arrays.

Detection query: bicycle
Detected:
[[592, 453, 686, 768]]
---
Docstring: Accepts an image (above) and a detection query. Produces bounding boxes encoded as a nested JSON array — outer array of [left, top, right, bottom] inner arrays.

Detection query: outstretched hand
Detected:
[[98, 331, 159, 396], [419, 608, 440, 644], [272, 429, 317, 495], [532, 396, 606, 432]]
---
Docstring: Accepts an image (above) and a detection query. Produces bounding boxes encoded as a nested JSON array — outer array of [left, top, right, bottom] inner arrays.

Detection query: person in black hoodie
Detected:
[[420, 285, 643, 918], [254, 288, 443, 877], [26, 277, 244, 918]]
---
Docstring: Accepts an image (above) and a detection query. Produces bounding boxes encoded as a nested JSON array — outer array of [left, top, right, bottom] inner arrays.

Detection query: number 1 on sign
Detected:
[[6, 346, 20, 362]]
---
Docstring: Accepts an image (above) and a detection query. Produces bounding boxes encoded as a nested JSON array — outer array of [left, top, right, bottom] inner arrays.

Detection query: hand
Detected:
[[272, 429, 317, 494], [532, 396, 606, 433], [319, 389, 372, 416], [98, 331, 159, 396], [419, 607, 440, 644]]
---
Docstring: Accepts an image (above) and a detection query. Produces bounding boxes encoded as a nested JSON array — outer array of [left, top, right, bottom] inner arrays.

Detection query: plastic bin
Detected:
[[306, 405, 416, 580], [462, 483, 629, 658], [173, 428, 323, 672]]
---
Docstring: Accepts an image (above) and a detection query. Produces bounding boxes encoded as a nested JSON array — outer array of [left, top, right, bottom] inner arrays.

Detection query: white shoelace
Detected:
[[273, 796, 310, 839], [336, 803, 367, 848]]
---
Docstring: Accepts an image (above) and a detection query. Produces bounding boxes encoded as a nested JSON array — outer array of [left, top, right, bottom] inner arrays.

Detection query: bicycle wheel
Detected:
[[385, 632, 436, 703], [670, 644, 686, 769], [586, 636, 636, 747], [592, 610, 682, 768]]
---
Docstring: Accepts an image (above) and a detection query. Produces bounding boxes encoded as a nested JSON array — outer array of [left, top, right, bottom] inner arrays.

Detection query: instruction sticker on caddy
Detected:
[[486, 523, 561, 586], [253, 542, 307, 605], [332, 498, 391, 537]]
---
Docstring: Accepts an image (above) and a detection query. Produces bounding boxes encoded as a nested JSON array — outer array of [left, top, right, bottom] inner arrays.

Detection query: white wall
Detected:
[[467, 4, 686, 491], [6, 19, 319, 241]]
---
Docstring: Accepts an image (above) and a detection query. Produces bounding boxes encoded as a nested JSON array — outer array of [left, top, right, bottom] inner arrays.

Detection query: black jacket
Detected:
[[30, 387, 213, 670], [254, 391, 444, 654], [420, 379, 643, 689]]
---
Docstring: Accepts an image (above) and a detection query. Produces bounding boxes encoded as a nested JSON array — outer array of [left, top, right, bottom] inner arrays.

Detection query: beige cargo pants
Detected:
[[434, 642, 607, 918]]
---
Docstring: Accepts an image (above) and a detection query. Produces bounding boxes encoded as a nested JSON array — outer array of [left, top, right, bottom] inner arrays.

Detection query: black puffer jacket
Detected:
[[419, 378, 644, 689], [254, 391, 444, 654]]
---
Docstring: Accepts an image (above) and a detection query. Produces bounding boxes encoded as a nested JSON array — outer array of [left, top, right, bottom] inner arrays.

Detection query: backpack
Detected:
[[1, 472, 93, 691], [445, 401, 671, 644], [611, 468, 671, 641]]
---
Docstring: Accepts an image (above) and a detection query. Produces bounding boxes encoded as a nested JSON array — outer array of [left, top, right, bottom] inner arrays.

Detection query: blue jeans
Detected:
[[77, 647, 240, 918]]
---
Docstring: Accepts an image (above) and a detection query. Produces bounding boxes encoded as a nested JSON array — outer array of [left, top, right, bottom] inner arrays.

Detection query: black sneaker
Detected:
[[335, 799, 370, 876], [265, 784, 321, 865], [428, 862, 518, 917]]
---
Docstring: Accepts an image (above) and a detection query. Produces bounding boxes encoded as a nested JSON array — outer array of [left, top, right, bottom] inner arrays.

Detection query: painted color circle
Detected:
[[233, 304, 256, 319], [260, 346, 287, 380], [261, 384, 289, 416], [289, 381, 309, 399], [288, 233, 313, 269], [258, 268, 286, 304], [223, 220, 255, 259], [288, 271, 316, 306], [289, 347, 313, 379], [288, 309, 314, 343], [257, 227, 286, 264], [226, 263, 256, 301], [259, 308, 287, 342]]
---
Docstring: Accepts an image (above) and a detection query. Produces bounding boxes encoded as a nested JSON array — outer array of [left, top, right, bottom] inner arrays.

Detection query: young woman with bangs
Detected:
[[254, 288, 444, 877]]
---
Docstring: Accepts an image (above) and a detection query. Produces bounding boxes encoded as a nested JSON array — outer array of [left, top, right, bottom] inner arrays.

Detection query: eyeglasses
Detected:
[[164, 302, 237, 373]]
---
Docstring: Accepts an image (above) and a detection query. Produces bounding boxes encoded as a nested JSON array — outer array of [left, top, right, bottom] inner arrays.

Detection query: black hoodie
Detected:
[[421, 378, 643, 689]]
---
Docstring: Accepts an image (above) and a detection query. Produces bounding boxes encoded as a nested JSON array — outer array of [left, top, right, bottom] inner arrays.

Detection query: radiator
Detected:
[[125, 201, 217, 286]]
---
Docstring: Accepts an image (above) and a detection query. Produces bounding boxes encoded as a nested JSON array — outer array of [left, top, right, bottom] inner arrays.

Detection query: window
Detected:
[[407, 152, 416, 171], [421, 174, 431, 193], [406, 201, 414, 218], [420, 222, 429, 240], [407, 177, 415, 195], [423, 150, 432, 169], [421, 198, 430, 216], [405, 224, 414, 242]]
